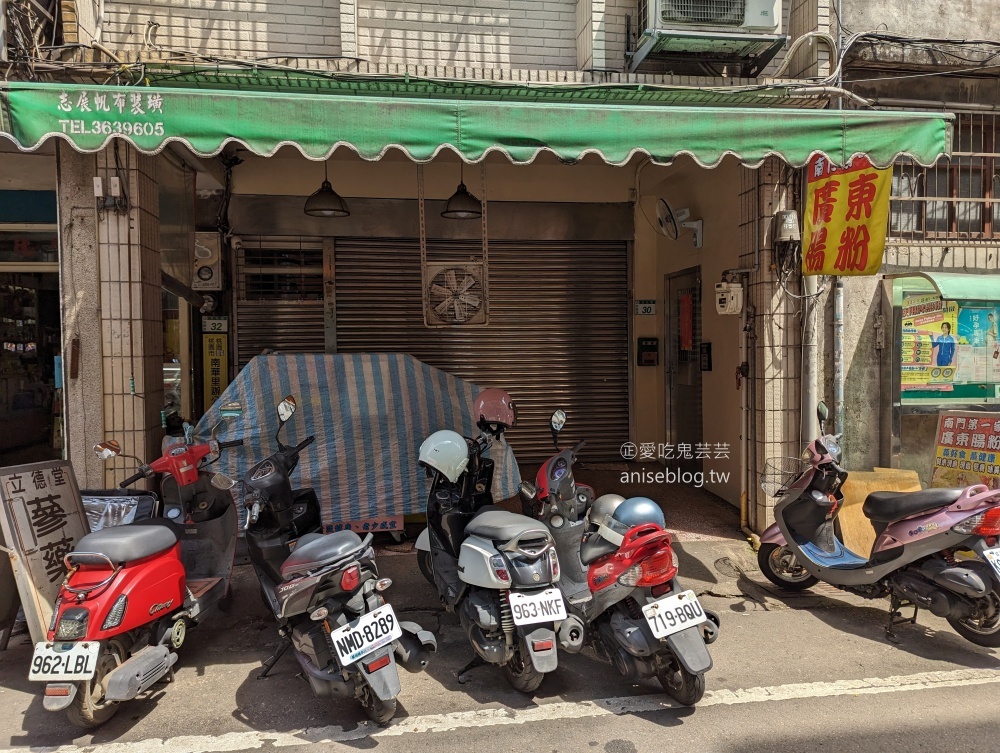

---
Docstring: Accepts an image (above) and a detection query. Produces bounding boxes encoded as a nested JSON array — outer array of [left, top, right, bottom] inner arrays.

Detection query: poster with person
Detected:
[[900, 292, 961, 391], [955, 306, 1000, 385]]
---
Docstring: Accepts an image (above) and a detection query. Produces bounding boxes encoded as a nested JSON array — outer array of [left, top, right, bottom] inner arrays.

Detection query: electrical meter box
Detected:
[[637, 337, 659, 366], [192, 232, 223, 291]]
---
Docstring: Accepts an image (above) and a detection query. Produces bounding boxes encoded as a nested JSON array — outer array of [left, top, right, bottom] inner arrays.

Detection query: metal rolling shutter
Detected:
[[334, 239, 629, 462], [234, 236, 326, 367]]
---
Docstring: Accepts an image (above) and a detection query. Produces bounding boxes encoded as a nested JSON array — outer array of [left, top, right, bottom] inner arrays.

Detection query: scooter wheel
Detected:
[[66, 644, 122, 728], [948, 585, 1000, 648], [360, 693, 397, 725], [658, 665, 706, 706], [417, 549, 434, 585], [757, 543, 819, 591], [502, 649, 544, 694]]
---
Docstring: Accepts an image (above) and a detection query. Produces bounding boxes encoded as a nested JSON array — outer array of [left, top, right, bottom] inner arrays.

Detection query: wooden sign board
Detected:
[[0, 461, 88, 643]]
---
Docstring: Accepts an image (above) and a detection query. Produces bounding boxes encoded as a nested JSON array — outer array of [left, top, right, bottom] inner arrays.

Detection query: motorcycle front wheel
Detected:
[[757, 543, 819, 591], [417, 549, 434, 585], [948, 585, 1000, 647]]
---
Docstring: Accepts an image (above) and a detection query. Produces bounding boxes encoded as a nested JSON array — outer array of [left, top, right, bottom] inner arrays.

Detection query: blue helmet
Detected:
[[610, 497, 665, 532]]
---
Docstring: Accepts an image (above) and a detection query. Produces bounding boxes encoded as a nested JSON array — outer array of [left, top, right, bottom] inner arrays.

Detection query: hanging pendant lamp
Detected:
[[441, 162, 482, 220], [304, 159, 350, 217]]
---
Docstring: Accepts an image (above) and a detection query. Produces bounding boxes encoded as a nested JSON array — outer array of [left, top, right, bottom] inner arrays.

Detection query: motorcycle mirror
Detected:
[[817, 401, 829, 431], [93, 440, 122, 461], [210, 473, 237, 491], [519, 480, 537, 501], [550, 409, 566, 447], [277, 396, 297, 424], [220, 401, 243, 418]]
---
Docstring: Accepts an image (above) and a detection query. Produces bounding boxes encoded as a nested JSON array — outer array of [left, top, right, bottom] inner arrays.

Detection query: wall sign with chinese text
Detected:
[[202, 324, 229, 410], [803, 154, 892, 276], [0, 461, 87, 643], [929, 411, 1000, 490]]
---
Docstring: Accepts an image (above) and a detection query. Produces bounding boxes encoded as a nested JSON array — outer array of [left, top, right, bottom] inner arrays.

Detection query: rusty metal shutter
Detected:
[[233, 236, 326, 368], [334, 239, 629, 462]]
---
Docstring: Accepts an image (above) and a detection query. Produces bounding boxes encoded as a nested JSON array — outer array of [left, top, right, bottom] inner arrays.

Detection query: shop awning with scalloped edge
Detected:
[[0, 81, 953, 168]]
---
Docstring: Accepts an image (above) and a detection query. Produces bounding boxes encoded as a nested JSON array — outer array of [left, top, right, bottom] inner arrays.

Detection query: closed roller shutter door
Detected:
[[234, 236, 326, 367], [335, 239, 629, 462]]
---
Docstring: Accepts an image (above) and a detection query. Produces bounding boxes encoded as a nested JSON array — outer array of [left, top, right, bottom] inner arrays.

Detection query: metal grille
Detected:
[[234, 236, 325, 367], [660, 0, 746, 26], [890, 113, 1000, 241], [334, 239, 629, 462]]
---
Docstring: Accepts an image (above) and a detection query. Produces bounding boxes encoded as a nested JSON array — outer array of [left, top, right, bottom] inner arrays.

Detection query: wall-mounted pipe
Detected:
[[833, 279, 845, 436]]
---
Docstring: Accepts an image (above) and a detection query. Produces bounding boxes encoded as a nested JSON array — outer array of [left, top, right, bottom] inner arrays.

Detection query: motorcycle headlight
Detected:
[[823, 436, 843, 463], [801, 448, 815, 463]]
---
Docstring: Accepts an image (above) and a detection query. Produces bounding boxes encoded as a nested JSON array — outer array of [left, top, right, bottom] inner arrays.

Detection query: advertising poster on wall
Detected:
[[930, 411, 1000, 490], [901, 293, 961, 391]]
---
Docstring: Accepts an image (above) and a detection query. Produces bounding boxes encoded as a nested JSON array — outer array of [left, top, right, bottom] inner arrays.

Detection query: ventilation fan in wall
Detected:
[[423, 263, 488, 327]]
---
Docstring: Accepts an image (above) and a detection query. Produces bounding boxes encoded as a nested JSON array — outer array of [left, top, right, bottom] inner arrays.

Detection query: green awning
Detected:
[[886, 272, 1000, 303], [0, 81, 952, 168]]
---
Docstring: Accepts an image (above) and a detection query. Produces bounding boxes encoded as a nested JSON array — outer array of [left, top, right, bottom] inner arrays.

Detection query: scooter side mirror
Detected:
[[277, 396, 297, 424], [550, 409, 566, 448], [93, 440, 122, 461], [817, 401, 829, 432], [211, 473, 237, 491]]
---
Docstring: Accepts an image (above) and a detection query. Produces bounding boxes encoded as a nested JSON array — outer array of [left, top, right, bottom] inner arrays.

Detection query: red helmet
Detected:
[[474, 388, 517, 435]]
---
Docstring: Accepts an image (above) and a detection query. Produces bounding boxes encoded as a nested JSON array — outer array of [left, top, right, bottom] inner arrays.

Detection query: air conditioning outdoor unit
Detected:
[[630, 0, 787, 74]]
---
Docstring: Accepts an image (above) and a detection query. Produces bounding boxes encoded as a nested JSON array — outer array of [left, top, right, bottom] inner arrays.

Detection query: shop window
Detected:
[[889, 114, 999, 241]]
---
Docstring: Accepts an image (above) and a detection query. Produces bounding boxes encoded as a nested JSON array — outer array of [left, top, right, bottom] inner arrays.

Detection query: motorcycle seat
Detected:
[[465, 508, 548, 542], [281, 530, 367, 579], [862, 488, 965, 523], [73, 522, 177, 564], [579, 534, 618, 566]]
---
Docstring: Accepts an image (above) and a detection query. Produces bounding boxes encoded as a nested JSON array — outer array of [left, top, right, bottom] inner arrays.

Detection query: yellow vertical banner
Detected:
[[802, 155, 893, 276], [202, 317, 229, 410]]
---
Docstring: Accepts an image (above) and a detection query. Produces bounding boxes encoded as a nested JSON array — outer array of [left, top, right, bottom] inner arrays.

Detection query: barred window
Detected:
[[890, 113, 1000, 240]]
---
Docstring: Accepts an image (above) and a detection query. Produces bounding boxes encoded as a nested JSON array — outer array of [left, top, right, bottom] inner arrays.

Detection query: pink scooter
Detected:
[[758, 401, 1000, 645]]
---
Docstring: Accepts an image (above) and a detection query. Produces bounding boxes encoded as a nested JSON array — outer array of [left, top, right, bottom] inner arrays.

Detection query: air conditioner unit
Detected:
[[656, 0, 780, 33], [630, 0, 786, 74]]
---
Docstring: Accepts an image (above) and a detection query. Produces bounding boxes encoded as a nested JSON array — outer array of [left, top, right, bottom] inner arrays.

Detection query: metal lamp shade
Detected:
[[303, 180, 350, 217], [441, 182, 482, 219]]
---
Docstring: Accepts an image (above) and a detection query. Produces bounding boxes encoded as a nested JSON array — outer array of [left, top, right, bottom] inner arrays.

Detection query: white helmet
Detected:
[[418, 430, 470, 483]]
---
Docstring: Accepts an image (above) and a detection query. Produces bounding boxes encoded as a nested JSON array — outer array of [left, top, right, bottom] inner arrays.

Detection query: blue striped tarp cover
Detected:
[[193, 354, 520, 529]]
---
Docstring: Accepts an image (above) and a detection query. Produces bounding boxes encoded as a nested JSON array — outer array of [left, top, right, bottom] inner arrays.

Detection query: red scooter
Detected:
[[519, 409, 719, 705], [29, 408, 243, 728]]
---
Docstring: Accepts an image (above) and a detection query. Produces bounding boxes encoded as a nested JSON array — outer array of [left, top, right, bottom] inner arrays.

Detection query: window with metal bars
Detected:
[[889, 113, 1000, 241], [235, 237, 324, 302]]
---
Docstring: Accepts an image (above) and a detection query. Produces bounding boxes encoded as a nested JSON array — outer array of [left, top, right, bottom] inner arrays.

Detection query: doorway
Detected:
[[664, 267, 703, 472]]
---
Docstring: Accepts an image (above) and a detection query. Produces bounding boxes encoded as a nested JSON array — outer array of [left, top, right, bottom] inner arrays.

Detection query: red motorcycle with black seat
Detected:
[[28, 406, 244, 728]]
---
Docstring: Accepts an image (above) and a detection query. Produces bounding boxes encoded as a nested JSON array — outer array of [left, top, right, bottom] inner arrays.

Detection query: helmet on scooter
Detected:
[[474, 388, 517, 437], [580, 494, 626, 563], [418, 430, 470, 483], [580, 495, 665, 564]]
